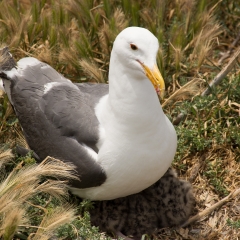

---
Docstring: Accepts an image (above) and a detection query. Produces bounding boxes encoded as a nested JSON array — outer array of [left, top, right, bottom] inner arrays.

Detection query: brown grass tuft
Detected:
[[0, 208, 27, 240], [79, 59, 105, 83], [0, 158, 75, 211], [189, 23, 222, 68], [0, 149, 13, 168], [162, 78, 204, 108], [31, 205, 76, 240], [0, 154, 79, 238]]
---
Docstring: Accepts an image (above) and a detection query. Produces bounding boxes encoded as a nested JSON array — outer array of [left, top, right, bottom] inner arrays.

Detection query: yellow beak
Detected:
[[140, 63, 165, 99]]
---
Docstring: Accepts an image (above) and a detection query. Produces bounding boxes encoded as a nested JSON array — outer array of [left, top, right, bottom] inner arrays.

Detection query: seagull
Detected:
[[0, 27, 177, 200]]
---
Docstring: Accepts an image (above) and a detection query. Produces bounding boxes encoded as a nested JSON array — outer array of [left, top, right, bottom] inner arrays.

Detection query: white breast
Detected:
[[71, 84, 177, 200]]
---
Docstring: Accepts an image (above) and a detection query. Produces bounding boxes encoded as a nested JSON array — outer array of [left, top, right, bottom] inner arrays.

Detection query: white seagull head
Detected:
[[111, 27, 165, 98]]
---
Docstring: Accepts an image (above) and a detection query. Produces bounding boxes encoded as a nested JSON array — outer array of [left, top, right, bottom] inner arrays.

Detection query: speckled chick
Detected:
[[89, 168, 194, 239]]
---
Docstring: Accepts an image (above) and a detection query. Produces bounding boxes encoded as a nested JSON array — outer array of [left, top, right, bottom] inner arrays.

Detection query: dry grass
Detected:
[[0, 152, 79, 239], [0, 149, 13, 168], [30, 205, 76, 240], [181, 151, 239, 239], [0, 0, 239, 239], [0, 0, 224, 81], [162, 78, 204, 108]]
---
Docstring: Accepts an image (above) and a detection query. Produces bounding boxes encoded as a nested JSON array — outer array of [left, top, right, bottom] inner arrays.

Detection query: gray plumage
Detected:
[[0, 54, 108, 189], [90, 168, 194, 239]]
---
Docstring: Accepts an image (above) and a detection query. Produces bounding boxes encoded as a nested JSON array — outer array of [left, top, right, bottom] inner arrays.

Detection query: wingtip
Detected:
[[0, 47, 17, 71]]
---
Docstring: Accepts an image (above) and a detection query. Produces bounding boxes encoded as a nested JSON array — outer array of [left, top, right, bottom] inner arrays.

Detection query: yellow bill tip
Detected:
[[140, 62, 165, 99]]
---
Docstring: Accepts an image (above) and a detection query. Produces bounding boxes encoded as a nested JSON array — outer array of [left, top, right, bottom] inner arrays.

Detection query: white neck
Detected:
[[108, 53, 164, 129], [83, 50, 177, 200]]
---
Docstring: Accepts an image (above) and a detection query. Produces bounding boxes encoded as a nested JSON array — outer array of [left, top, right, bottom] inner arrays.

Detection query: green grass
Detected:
[[227, 219, 240, 229]]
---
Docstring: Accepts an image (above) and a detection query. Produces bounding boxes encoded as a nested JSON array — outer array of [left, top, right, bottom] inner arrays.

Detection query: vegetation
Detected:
[[0, 0, 239, 239]]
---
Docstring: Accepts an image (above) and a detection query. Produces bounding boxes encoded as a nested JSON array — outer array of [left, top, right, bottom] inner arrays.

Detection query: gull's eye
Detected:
[[130, 44, 138, 50]]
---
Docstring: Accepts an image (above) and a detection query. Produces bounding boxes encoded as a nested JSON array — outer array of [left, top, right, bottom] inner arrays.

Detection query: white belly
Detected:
[[70, 115, 177, 200], [70, 90, 177, 200]]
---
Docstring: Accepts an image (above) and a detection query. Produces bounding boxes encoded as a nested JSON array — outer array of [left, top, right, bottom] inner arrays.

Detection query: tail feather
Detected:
[[0, 47, 17, 71], [0, 47, 17, 101]]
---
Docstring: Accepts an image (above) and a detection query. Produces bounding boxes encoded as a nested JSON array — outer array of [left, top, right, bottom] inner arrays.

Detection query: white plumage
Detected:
[[71, 27, 177, 199]]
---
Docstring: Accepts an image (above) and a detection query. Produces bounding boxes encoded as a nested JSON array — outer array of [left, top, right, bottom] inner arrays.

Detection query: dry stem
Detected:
[[174, 47, 240, 125], [182, 188, 240, 227], [218, 30, 240, 64], [202, 47, 240, 96]]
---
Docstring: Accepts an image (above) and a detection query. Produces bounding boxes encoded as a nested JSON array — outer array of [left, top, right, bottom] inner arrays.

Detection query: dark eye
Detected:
[[130, 44, 138, 50]]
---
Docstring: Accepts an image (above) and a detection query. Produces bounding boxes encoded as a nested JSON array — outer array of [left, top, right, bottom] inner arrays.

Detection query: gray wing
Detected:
[[3, 58, 108, 188]]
